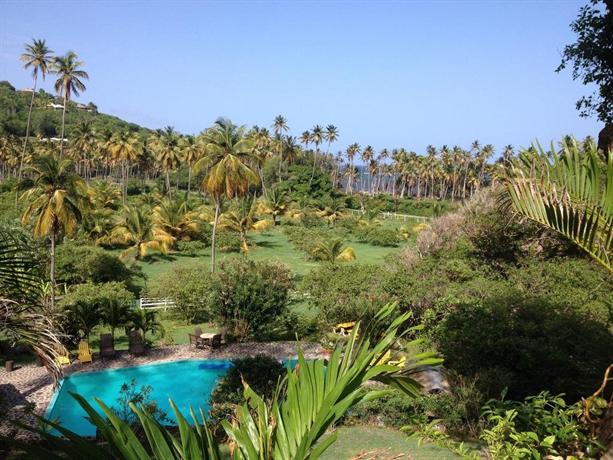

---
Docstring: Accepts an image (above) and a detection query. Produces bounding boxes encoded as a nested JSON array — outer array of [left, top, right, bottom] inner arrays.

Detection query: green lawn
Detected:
[[320, 426, 458, 459], [131, 227, 407, 288]]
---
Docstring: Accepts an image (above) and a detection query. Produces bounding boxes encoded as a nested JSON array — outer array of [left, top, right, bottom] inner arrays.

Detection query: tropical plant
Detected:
[[311, 238, 356, 264], [106, 131, 141, 203], [111, 205, 174, 259], [152, 126, 182, 195], [152, 195, 202, 244], [19, 303, 439, 460], [62, 299, 101, 342], [259, 187, 288, 225], [194, 118, 260, 272], [52, 51, 89, 158], [21, 154, 85, 309], [125, 308, 163, 341], [0, 229, 63, 382], [101, 298, 131, 340], [219, 198, 271, 253], [17, 38, 53, 191], [501, 140, 613, 273]]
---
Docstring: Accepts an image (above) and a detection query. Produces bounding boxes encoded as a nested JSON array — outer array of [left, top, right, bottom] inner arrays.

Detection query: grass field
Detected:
[[320, 426, 457, 459], [131, 226, 408, 288]]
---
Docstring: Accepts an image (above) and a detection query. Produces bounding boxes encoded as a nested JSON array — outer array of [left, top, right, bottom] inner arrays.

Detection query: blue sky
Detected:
[[0, 0, 602, 158]]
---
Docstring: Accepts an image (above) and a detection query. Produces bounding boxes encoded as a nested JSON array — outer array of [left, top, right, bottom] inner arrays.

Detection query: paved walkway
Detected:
[[0, 341, 323, 441]]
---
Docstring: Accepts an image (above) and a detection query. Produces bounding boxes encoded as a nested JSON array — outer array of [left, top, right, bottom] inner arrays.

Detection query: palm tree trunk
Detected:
[[187, 166, 192, 196], [59, 93, 67, 159], [211, 199, 220, 273], [166, 171, 171, 195], [49, 227, 56, 311], [17, 76, 38, 205]]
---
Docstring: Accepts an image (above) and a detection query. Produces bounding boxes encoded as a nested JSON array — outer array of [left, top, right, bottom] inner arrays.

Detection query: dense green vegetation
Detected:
[[2, 4, 613, 456]]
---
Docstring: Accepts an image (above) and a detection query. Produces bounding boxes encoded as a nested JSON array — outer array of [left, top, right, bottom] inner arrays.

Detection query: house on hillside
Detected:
[[47, 103, 64, 110]]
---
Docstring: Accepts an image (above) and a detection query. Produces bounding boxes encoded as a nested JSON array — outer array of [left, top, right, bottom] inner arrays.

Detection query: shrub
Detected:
[[301, 264, 392, 325], [55, 243, 136, 287], [208, 356, 285, 439], [215, 230, 241, 253], [283, 226, 346, 258], [215, 259, 292, 341], [345, 373, 483, 439], [60, 282, 135, 343], [147, 265, 217, 323], [480, 392, 602, 459], [434, 294, 613, 401], [354, 226, 401, 247], [176, 240, 207, 257]]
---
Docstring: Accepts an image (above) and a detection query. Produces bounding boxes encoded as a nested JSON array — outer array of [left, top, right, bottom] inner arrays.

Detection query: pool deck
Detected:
[[0, 341, 323, 441]]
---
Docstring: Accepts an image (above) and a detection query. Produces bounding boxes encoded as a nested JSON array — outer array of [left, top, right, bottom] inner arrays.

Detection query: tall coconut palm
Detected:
[[309, 125, 324, 184], [17, 39, 54, 198], [71, 120, 97, 180], [181, 135, 202, 196], [502, 140, 613, 273], [152, 126, 182, 195], [194, 118, 259, 272], [21, 154, 85, 310], [52, 51, 89, 159], [345, 142, 361, 193], [324, 124, 339, 155], [107, 131, 141, 203]]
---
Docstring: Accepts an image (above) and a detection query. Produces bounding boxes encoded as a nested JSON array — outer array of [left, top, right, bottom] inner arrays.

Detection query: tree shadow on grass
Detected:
[[141, 253, 177, 264]]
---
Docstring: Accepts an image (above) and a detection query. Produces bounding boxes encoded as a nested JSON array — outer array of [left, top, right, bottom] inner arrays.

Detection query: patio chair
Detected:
[[99, 333, 116, 359], [194, 327, 203, 337], [210, 333, 222, 350], [55, 344, 71, 366], [128, 330, 146, 356], [77, 341, 93, 364], [188, 333, 204, 349]]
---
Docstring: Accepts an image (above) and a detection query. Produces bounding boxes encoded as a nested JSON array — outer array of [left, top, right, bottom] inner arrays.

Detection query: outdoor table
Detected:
[[200, 332, 216, 346]]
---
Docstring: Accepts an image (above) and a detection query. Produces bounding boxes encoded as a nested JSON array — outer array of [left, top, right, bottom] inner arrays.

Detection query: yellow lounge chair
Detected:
[[77, 341, 93, 364], [371, 350, 392, 366], [55, 345, 70, 366], [333, 321, 356, 336], [388, 356, 407, 369]]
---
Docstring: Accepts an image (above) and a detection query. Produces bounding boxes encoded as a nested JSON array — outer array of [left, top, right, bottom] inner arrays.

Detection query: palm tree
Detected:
[[309, 124, 324, 184], [345, 143, 361, 193], [17, 39, 53, 197], [312, 238, 356, 264], [181, 135, 202, 196], [107, 131, 141, 203], [21, 154, 85, 310], [101, 299, 130, 340], [152, 195, 201, 243], [260, 187, 289, 225], [220, 198, 272, 253], [324, 124, 339, 156], [52, 51, 89, 159], [111, 205, 174, 260], [152, 126, 182, 195], [502, 140, 613, 273], [0, 229, 63, 382], [194, 118, 260, 272], [71, 120, 97, 181]]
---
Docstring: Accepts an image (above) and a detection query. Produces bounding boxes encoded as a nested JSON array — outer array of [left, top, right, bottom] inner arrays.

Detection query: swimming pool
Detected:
[[46, 359, 233, 436]]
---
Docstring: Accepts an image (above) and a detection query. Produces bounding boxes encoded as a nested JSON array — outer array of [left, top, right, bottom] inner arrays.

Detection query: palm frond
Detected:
[[501, 141, 613, 273]]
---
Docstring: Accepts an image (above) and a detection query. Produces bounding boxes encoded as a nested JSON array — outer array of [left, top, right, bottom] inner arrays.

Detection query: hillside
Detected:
[[0, 80, 148, 137]]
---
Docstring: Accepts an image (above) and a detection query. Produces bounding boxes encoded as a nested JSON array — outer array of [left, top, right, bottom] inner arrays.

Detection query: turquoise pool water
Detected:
[[46, 359, 233, 436]]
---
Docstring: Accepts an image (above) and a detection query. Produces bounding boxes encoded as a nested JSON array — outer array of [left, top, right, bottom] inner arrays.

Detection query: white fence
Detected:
[[138, 298, 176, 310], [347, 209, 431, 222]]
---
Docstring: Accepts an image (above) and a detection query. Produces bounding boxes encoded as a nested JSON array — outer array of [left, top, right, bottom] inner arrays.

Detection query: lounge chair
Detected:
[[77, 341, 93, 364], [99, 333, 116, 359], [333, 321, 356, 336], [55, 345, 71, 366], [128, 330, 146, 356]]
